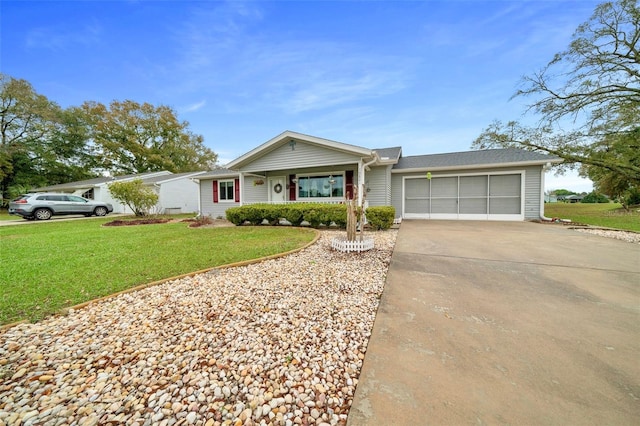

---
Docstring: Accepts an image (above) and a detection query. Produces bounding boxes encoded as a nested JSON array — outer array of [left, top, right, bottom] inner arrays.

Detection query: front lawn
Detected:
[[0, 218, 316, 324], [0, 209, 20, 221], [544, 202, 640, 232]]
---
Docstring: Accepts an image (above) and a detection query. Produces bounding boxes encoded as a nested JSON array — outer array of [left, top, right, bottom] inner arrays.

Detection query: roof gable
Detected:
[[227, 130, 374, 170]]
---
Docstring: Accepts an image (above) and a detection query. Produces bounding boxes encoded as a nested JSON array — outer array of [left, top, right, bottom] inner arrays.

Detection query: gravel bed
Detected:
[[0, 230, 397, 426], [573, 228, 640, 244]]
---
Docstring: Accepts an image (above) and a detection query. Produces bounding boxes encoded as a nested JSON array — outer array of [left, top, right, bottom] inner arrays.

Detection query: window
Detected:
[[219, 180, 234, 201], [82, 189, 94, 199], [67, 195, 88, 203], [297, 174, 344, 199]]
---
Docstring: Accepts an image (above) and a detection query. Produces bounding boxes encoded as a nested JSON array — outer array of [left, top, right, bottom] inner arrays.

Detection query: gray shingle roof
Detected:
[[374, 147, 402, 161], [140, 171, 205, 184], [33, 171, 171, 191], [195, 168, 239, 179], [393, 148, 562, 170]]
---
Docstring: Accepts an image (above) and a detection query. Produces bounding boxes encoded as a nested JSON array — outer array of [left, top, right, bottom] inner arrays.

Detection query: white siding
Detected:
[[99, 184, 131, 214], [391, 174, 404, 219], [199, 179, 240, 218], [157, 178, 200, 214], [523, 166, 542, 220], [366, 166, 390, 206], [244, 176, 268, 203], [238, 141, 362, 172]]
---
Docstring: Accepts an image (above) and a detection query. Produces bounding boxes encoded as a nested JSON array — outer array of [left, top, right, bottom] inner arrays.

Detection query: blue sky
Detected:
[[2, 0, 600, 191]]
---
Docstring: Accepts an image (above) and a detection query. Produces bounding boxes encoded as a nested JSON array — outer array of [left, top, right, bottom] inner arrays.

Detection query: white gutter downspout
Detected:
[[540, 162, 553, 221], [190, 178, 202, 218], [358, 152, 380, 205]]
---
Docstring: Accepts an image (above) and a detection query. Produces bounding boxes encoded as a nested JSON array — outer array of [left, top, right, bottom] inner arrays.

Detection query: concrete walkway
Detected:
[[349, 220, 640, 425]]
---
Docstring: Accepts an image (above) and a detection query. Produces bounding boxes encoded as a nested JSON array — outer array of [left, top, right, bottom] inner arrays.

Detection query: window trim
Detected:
[[296, 172, 345, 200], [218, 179, 235, 202]]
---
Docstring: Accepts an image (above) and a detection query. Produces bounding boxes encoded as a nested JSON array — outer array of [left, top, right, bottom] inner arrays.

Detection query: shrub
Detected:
[[108, 179, 159, 216], [581, 192, 609, 203], [623, 188, 640, 207], [225, 207, 244, 225], [366, 206, 395, 230], [225, 203, 350, 228]]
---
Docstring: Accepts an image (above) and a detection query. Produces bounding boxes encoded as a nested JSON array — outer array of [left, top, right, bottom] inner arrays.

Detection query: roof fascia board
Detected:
[[193, 172, 240, 180], [391, 159, 563, 174], [240, 159, 362, 174], [152, 171, 206, 184]]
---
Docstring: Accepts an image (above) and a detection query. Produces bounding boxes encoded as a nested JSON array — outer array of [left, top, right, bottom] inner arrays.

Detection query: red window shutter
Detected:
[[289, 174, 296, 201], [234, 178, 240, 202], [345, 170, 354, 199], [213, 180, 218, 203]]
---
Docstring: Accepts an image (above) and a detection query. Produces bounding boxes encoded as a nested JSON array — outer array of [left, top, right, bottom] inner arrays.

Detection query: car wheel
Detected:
[[34, 208, 52, 220], [94, 206, 108, 216]]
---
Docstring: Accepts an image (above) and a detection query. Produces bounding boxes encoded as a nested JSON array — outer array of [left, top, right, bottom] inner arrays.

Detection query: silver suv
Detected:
[[9, 193, 114, 220]]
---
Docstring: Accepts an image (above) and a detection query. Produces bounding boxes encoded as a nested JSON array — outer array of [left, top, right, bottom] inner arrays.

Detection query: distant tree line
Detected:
[[473, 0, 639, 208], [0, 73, 218, 205]]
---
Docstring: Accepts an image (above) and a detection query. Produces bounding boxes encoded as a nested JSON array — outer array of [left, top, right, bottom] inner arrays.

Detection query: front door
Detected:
[[269, 176, 286, 202]]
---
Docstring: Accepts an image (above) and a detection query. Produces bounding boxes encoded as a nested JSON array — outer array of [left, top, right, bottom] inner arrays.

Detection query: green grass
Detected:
[[0, 209, 20, 221], [544, 202, 640, 232], [0, 218, 316, 324]]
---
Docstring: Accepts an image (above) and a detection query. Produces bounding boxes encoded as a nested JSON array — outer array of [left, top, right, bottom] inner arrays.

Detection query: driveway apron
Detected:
[[349, 220, 640, 425]]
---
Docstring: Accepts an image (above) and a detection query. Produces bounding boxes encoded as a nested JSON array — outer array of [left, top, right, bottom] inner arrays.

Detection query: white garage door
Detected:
[[404, 173, 523, 220]]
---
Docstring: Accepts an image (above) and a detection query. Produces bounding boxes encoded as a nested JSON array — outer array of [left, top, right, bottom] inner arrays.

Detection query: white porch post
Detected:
[[239, 172, 243, 206], [357, 161, 365, 205]]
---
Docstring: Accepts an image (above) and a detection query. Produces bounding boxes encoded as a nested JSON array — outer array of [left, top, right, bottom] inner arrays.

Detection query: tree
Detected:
[[82, 100, 217, 175], [581, 191, 610, 203], [0, 74, 57, 203], [472, 0, 639, 205], [108, 179, 159, 216], [0, 74, 98, 204]]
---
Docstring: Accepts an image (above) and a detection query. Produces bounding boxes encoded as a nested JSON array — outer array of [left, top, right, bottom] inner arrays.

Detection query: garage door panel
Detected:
[[405, 198, 429, 214], [460, 198, 488, 214], [431, 177, 457, 197], [431, 198, 457, 213], [460, 176, 487, 197], [490, 174, 521, 196], [490, 198, 521, 214], [405, 179, 428, 197]]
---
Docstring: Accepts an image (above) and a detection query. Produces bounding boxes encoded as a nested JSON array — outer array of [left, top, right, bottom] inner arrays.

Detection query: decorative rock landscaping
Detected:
[[0, 230, 397, 426]]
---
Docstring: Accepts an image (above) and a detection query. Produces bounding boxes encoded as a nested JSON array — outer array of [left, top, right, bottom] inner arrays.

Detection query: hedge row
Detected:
[[225, 203, 396, 230]]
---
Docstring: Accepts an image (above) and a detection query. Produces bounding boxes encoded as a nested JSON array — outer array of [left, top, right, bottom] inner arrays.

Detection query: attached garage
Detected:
[[391, 149, 561, 221], [403, 172, 524, 220]]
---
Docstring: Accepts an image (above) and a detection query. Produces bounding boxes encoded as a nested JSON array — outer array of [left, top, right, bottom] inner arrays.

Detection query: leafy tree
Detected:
[[0, 74, 98, 204], [108, 179, 159, 216], [552, 189, 577, 196], [0, 74, 57, 203], [472, 0, 639, 205], [581, 191, 610, 203], [82, 100, 217, 175]]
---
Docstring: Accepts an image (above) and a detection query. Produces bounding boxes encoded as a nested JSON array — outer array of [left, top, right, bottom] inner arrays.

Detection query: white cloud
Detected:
[[182, 100, 207, 113]]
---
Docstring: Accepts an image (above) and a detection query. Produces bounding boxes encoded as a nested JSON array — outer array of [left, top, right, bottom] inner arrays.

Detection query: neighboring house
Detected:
[[565, 194, 585, 203], [196, 131, 563, 221], [33, 171, 205, 214]]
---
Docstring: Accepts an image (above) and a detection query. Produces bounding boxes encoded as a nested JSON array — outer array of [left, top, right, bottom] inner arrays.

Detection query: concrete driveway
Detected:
[[349, 220, 640, 425]]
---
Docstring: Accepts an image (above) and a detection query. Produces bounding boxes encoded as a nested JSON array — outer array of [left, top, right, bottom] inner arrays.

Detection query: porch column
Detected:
[[238, 172, 243, 206], [357, 161, 365, 205]]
